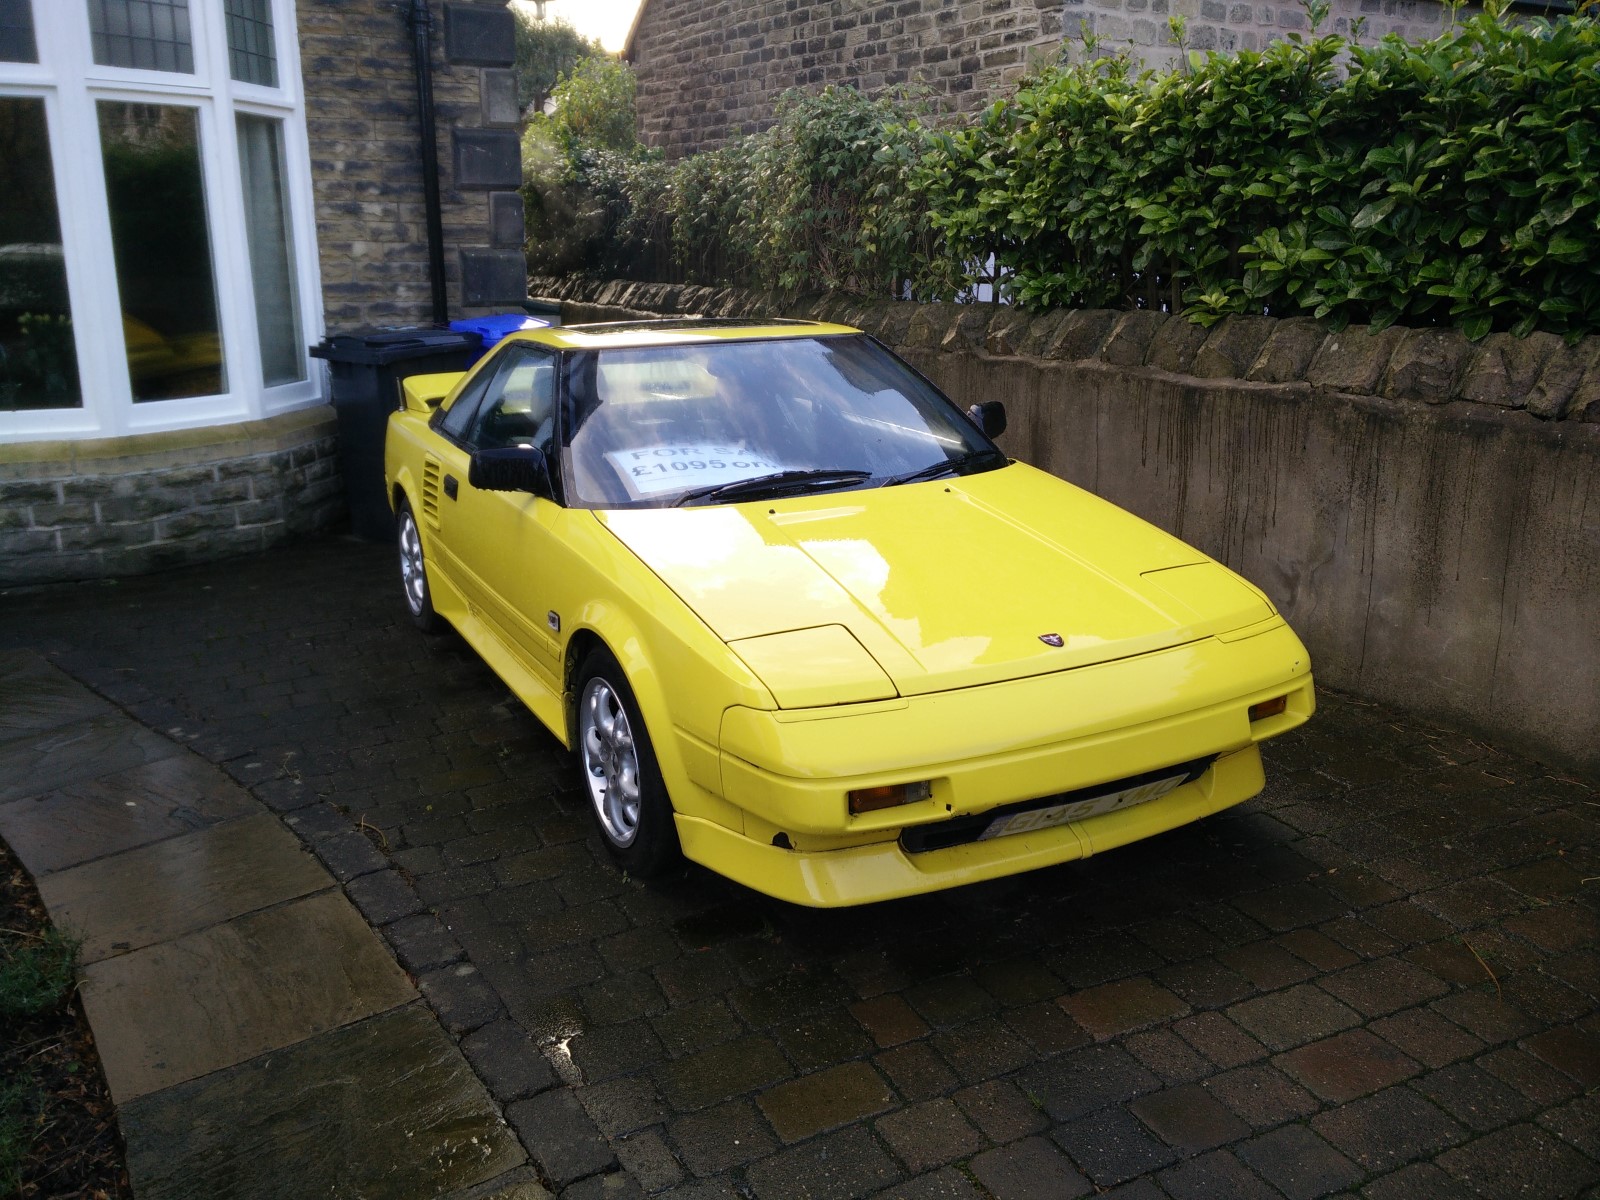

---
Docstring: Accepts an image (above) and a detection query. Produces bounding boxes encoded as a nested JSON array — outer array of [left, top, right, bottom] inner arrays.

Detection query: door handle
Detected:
[[443, 474, 458, 500]]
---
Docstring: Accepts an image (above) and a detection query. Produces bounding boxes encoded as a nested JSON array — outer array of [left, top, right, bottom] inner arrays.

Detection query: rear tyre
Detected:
[[575, 650, 680, 878], [396, 499, 443, 634]]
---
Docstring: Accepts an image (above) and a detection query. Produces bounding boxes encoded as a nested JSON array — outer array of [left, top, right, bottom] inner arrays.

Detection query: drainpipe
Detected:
[[407, 0, 449, 325]]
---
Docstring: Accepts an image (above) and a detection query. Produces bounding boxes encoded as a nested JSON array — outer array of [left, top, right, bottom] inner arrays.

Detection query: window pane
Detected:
[[224, 0, 276, 87], [0, 0, 37, 63], [0, 98, 81, 411], [99, 101, 225, 401], [88, 0, 194, 74], [237, 114, 302, 387]]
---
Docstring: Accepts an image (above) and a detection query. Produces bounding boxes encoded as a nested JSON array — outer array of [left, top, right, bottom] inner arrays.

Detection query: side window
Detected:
[[468, 347, 557, 453], [435, 368, 493, 442]]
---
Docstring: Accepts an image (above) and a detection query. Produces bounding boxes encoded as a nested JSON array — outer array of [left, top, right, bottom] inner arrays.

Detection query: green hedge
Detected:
[[527, 11, 1600, 339], [924, 10, 1600, 337]]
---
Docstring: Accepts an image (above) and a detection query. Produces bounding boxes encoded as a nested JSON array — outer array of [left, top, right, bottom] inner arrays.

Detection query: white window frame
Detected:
[[0, 0, 322, 444]]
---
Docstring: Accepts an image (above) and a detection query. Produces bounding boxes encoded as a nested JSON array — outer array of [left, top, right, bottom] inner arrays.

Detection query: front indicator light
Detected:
[[1249, 696, 1288, 721], [849, 780, 933, 815]]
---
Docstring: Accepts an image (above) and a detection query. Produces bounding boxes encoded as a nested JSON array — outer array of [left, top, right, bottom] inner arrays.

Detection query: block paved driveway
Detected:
[[5, 536, 1598, 1200]]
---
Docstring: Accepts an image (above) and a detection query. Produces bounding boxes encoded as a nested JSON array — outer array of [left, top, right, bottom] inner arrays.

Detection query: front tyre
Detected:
[[576, 650, 680, 878], [396, 499, 443, 634]]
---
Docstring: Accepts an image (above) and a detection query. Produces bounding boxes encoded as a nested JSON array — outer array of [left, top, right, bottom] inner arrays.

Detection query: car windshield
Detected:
[[559, 334, 1000, 508]]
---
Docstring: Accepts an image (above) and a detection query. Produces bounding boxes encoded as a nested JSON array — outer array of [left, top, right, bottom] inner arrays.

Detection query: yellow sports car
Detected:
[[384, 319, 1313, 907]]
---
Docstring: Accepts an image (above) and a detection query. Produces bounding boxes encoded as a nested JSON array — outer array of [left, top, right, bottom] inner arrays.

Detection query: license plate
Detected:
[[977, 772, 1190, 841]]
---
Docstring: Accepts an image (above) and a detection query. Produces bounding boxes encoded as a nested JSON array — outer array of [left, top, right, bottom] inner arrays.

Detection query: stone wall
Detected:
[[0, 409, 343, 588], [531, 276, 1600, 774], [299, 1, 527, 329], [627, 0, 1471, 156]]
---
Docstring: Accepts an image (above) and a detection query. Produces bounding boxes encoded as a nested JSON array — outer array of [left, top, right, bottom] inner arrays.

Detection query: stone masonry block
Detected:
[[1102, 310, 1169, 368], [459, 250, 528, 306], [1459, 331, 1563, 409], [444, 3, 516, 66], [1044, 310, 1119, 362], [1379, 327, 1472, 405], [1307, 325, 1405, 394], [453, 129, 522, 189], [941, 306, 1000, 354], [1147, 316, 1211, 374], [489, 191, 525, 248], [482, 68, 519, 125], [1246, 316, 1328, 383], [1525, 339, 1600, 420], [1192, 315, 1274, 379]]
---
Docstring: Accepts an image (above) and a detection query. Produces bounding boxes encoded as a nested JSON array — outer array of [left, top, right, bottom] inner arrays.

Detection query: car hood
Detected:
[[597, 463, 1276, 702]]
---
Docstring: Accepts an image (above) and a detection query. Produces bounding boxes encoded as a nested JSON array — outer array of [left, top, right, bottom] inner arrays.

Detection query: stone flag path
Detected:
[[1, 535, 1597, 1200], [0, 649, 543, 1199]]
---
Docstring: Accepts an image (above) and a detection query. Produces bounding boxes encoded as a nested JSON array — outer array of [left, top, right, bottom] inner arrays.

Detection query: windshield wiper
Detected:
[[882, 448, 1008, 487], [673, 468, 872, 507]]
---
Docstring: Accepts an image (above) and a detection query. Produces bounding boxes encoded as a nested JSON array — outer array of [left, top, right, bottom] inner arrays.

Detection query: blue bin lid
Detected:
[[449, 314, 550, 349]]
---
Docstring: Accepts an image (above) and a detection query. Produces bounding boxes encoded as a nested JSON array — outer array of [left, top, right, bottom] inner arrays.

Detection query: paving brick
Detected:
[[968, 1136, 1092, 1200], [1203, 1063, 1320, 1129], [1017, 1044, 1161, 1123], [1236, 1124, 1364, 1199], [1522, 1024, 1600, 1087], [972, 957, 1063, 1006], [1478, 1045, 1583, 1107], [902, 975, 998, 1028], [1219, 940, 1319, 990], [667, 1099, 777, 1176], [656, 1036, 791, 1112], [559, 1170, 645, 1200], [1536, 1091, 1600, 1160], [773, 1011, 877, 1072], [1001, 1001, 1090, 1055], [614, 1130, 682, 1193], [1157, 1149, 1279, 1200], [757, 1062, 895, 1143], [1124, 1028, 1212, 1085], [1050, 1107, 1178, 1187], [1319, 957, 1452, 1017], [844, 998, 934, 1049], [1311, 1086, 1468, 1171], [952, 1080, 1047, 1144], [344, 868, 424, 926], [1173, 1011, 1268, 1069], [1152, 958, 1255, 1009], [1357, 1161, 1475, 1200], [1435, 1123, 1600, 1200], [1414, 1062, 1541, 1132], [569, 1021, 667, 1083], [1274, 1029, 1420, 1102], [744, 1125, 901, 1200], [417, 963, 504, 1034], [1130, 1083, 1249, 1153], [462, 1019, 557, 1102], [1059, 976, 1187, 1040], [1429, 990, 1540, 1045], [1368, 1007, 1485, 1068], [874, 1042, 957, 1103], [872, 1167, 983, 1199], [1228, 984, 1363, 1051], [577, 1076, 669, 1139], [930, 1017, 1035, 1084], [508, 1089, 617, 1186], [1275, 928, 1362, 972], [876, 1099, 983, 1174]]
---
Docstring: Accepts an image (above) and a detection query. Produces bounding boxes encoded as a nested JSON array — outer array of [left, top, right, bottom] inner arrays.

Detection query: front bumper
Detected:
[[679, 623, 1313, 907]]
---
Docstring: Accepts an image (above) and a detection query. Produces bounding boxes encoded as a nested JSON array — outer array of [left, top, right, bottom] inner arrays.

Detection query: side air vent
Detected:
[[420, 458, 442, 526]]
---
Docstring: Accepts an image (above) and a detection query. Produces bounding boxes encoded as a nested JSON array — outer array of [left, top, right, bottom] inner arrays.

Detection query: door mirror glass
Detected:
[[470, 445, 551, 497]]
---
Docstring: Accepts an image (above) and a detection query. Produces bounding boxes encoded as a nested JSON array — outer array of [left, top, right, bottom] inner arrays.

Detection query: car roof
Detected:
[[501, 318, 861, 352]]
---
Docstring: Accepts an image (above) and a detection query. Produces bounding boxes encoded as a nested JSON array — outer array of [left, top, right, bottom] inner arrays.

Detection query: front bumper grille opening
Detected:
[[898, 755, 1216, 855]]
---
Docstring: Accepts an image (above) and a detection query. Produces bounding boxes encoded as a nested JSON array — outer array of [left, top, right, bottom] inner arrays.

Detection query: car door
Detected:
[[430, 343, 564, 690]]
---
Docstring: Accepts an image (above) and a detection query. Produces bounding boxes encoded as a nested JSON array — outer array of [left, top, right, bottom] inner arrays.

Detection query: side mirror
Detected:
[[401, 371, 465, 413], [469, 446, 553, 498], [968, 400, 1007, 440]]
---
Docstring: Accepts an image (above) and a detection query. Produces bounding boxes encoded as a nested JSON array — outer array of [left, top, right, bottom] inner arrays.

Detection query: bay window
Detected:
[[0, 0, 321, 441]]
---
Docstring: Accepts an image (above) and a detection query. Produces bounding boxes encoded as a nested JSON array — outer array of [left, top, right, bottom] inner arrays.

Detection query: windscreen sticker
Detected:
[[607, 445, 787, 498]]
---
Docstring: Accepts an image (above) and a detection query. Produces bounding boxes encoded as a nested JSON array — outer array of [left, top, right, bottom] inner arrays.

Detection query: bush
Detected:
[[920, 9, 1600, 337]]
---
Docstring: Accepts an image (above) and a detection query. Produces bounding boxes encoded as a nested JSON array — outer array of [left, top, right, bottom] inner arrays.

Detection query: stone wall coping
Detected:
[[0, 406, 340, 481], [530, 277, 1600, 424]]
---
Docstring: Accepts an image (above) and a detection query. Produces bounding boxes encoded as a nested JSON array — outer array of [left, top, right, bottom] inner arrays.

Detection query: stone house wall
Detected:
[[300, 0, 528, 329], [0, 410, 342, 587], [627, 0, 1473, 157], [528, 275, 1600, 775]]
